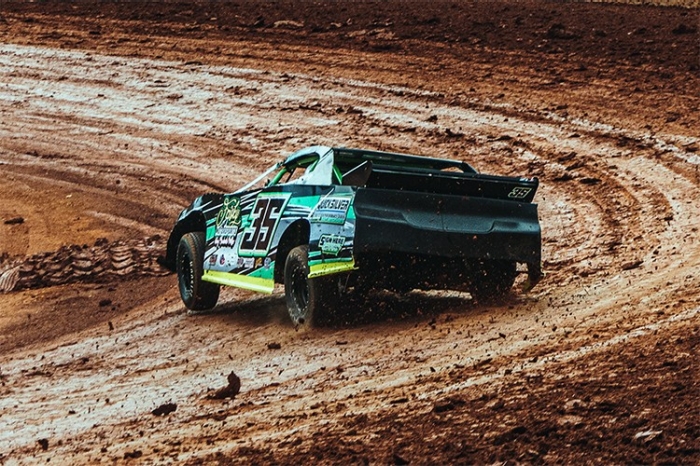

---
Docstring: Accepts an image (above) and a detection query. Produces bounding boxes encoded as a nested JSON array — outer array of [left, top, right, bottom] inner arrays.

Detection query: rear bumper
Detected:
[[353, 189, 541, 265]]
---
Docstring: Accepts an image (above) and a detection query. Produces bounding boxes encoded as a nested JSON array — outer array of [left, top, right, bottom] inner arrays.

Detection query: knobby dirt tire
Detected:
[[177, 232, 220, 311], [284, 245, 338, 327]]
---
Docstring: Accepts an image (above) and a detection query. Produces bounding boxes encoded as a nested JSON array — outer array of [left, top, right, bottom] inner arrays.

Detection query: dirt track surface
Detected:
[[0, 2, 698, 464]]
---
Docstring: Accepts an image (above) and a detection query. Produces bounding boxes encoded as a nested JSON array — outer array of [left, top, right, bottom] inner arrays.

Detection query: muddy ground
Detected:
[[0, 1, 698, 464]]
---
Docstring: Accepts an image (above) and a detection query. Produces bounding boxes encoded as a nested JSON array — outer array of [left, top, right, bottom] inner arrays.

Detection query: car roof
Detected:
[[332, 147, 477, 173], [282, 146, 477, 173], [283, 146, 333, 167]]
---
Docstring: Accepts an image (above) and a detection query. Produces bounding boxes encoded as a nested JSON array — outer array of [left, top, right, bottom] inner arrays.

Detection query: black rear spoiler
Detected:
[[365, 166, 539, 203]]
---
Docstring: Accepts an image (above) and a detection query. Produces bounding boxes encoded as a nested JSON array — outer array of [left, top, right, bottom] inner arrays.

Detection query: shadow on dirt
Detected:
[[328, 290, 476, 327], [190, 293, 290, 328], [190, 288, 522, 330]]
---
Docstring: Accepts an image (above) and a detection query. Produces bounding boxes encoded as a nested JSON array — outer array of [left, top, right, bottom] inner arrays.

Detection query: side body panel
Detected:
[[200, 185, 357, 293]]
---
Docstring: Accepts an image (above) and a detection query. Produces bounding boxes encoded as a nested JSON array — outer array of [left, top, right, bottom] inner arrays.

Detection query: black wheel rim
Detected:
[[290, 263, 309, 323]]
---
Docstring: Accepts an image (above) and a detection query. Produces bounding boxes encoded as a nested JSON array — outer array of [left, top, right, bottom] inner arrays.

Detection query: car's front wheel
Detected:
[[284, 245, 338, 327], [177, 232, 220, 311]]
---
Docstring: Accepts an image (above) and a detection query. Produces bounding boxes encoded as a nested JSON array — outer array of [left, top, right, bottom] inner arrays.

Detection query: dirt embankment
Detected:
[[0, 2, 698, 464]]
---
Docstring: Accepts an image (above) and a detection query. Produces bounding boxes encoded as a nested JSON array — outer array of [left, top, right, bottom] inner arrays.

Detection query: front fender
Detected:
[[161, 193, 223, 271]]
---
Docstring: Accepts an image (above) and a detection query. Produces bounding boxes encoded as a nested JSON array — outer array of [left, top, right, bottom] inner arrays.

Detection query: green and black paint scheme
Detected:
[[163, 146, 542, 326]]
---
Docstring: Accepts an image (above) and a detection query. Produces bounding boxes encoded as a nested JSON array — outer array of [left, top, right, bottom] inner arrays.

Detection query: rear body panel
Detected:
[[353, 188, 540, 264]]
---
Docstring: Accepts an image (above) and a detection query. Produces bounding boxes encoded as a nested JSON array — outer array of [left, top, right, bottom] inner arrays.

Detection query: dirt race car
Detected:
[[162, 146, 542, 326]]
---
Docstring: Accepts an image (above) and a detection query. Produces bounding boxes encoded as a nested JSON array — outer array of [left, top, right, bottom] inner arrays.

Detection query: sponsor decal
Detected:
[[237, 257, 255, 268], [219, 254, 226, 266], [311, 196, 351, 224], [214, 196, 242, 248], [209, 254, 217, 265], [508, 187, 532, 199], [255, 257, 263, 268], [318, 234, 345, 256], [264, 257, 272, 269]]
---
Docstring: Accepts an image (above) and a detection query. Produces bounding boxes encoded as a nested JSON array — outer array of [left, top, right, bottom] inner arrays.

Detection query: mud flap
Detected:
[[523, 262, 543, 292]]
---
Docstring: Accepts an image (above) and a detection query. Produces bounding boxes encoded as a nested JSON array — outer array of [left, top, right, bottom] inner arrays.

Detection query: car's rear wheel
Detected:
[[177, 232, 220, 311], [284, 245, 338, 327], [470, 260, 517, 303]]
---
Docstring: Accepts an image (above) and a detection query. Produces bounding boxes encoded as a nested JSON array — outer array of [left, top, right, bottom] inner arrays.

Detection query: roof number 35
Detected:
[[508, 187, 532, 199]]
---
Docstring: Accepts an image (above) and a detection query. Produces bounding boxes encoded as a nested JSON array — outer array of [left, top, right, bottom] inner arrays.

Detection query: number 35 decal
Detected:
[[508, 187, 532, 199], [239, 194, 290, 257]]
